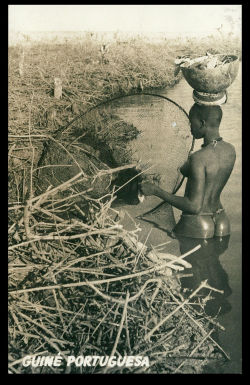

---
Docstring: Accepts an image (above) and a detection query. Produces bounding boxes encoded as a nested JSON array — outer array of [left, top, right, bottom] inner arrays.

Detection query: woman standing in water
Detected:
[[140, 103, 236, 315], [141, 103, 236, 238]]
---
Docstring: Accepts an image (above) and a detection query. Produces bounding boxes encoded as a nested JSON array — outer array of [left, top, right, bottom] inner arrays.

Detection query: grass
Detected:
[[9, 31, 241, 136], [8, 31, 241, 373], [8, 32, 241, 197]]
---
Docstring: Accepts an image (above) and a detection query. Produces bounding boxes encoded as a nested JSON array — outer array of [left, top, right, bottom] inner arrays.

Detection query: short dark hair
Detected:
[[189, 103, 223, 127]]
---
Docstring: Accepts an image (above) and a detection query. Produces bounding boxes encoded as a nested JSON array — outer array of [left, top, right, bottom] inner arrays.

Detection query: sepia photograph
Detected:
[[8, 4, 242, 374]]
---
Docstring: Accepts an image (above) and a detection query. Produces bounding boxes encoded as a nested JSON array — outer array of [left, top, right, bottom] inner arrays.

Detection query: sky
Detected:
[[9, 4, 241, 36]]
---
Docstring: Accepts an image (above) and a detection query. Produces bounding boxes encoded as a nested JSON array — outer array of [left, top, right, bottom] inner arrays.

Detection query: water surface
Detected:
[[115, 66, 242, 373]]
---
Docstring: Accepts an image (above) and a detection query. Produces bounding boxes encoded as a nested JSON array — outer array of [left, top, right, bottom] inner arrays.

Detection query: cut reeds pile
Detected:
[[8, 142, 229, 374], [8, 34, 238, 374]]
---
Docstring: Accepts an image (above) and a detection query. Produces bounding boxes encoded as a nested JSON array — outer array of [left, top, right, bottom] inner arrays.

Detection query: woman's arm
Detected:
[[141, 154, 205, 214]]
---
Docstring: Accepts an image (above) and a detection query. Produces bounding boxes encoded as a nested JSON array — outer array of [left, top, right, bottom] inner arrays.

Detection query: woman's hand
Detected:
[[140, 182, 159, 196]]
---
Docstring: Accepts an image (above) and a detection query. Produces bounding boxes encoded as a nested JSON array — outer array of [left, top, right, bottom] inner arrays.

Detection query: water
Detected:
[[161, 66, 242, 374], [117, 65, 242, 373], [109, 93, 192, 200]]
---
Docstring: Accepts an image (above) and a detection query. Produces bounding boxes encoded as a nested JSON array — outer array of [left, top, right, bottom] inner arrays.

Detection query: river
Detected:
[[114, 64, 242, 373], [161, 65, 242, 374]]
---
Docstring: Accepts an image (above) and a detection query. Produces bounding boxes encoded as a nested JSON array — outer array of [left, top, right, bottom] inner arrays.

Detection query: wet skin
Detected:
[[140, 106, 236, 216], [179, 139, 236, 214]]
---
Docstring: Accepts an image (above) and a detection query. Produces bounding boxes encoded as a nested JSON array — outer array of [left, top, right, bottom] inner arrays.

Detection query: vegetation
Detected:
[[8, 32, 240, 373]]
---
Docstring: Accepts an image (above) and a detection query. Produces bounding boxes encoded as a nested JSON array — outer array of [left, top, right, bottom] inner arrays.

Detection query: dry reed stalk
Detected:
[[9, 244, 200, 295], [173, 329, 215, 373], [165, 286, 229, 360], [103, 291, 130, 373], [8, 36, 240, 373], [9, 140, 228, 374], [144, 280, 223, 341]]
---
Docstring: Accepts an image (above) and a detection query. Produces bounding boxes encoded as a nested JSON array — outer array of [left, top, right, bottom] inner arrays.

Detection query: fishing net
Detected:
[[37, 93, 193, 231]]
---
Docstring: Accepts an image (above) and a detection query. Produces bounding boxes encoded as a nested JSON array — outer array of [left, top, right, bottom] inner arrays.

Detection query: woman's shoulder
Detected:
[[189, 149, 205, 162], [186, 151, 207, 172], [222, 141, 236, 154]]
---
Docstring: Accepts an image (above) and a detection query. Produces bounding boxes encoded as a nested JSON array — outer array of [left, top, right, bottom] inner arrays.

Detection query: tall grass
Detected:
[[9, 32, 241, 137], [8, 32, 241, 202], [8, 32, 240, 373]]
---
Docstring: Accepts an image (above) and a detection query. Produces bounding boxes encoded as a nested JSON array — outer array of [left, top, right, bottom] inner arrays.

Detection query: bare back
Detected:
[[183, 141, 236, 214]]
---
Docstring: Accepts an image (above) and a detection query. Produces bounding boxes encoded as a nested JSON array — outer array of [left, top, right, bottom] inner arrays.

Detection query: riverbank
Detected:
[[8, 34, 241, 374], [8, 34, 241, 197], [9, 33, 241, 137]]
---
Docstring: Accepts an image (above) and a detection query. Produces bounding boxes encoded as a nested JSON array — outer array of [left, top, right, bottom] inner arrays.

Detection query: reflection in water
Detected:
[[176, 235, 234, 373], [176, 235, 232, 317], [134, 206, 232, 318], [112, 66, 241, 371]]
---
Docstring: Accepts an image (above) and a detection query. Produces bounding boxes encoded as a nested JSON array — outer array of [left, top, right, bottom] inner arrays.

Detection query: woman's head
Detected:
[[189, 103, 223, 139]]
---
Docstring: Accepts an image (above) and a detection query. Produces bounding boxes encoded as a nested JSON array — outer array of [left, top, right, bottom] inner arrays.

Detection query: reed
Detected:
[[9, 152, 228, 373], [9, 33, 238, 373]]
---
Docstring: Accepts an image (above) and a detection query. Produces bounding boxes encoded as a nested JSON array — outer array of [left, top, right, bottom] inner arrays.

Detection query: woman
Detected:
[[140, 103, 236, 239]]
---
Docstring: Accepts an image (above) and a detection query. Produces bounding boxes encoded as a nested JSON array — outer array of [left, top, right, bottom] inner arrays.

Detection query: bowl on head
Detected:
[[180, 55, 239, 93]]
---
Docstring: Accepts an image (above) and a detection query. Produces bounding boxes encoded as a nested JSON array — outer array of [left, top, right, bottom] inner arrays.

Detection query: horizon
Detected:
[[9, 28, 241, 46]]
